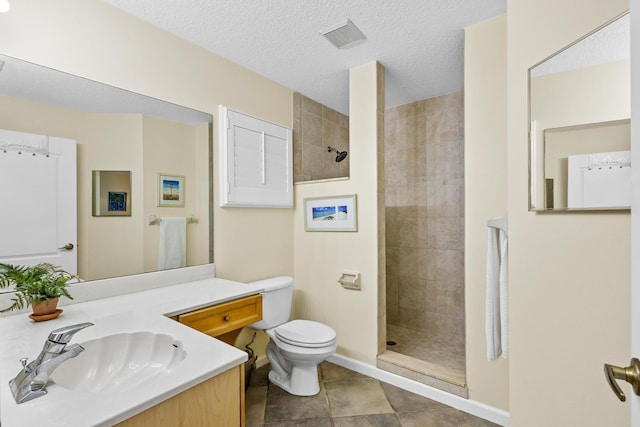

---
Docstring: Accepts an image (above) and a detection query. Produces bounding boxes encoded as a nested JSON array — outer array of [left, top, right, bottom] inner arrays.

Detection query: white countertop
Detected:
[[0, 277, 264, 427]]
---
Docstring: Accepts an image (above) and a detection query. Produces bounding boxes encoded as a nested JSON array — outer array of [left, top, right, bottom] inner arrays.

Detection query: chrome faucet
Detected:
[[9, 322, 94, 404]]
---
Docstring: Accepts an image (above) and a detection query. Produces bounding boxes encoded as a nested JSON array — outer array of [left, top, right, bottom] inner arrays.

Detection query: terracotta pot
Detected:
[[31, 297, 59, 316]]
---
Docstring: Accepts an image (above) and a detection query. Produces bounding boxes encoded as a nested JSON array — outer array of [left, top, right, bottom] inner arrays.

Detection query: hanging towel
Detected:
[[158, 217, 187, 270], [486, 225, 509, 361]]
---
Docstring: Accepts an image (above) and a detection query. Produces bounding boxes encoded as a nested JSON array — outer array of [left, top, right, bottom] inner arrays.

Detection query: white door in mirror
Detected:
[[567, 150, 631, 209], [0, 129, 77, 274]]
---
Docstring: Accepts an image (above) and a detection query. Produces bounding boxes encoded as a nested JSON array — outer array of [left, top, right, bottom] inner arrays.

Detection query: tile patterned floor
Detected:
[[386, 324, 465, 374], [245, 362, 499, 427]]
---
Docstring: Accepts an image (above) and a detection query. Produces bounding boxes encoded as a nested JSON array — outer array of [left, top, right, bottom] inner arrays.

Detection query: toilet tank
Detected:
[[248, 276, 294, 330]]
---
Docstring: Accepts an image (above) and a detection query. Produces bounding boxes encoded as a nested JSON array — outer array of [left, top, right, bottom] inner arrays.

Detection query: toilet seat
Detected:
[[274, 320, 336, 348]]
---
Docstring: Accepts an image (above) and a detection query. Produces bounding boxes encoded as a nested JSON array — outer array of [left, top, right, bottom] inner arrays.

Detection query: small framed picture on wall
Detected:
[[157, 173, 185, 207], [304, 194, 357, 231]]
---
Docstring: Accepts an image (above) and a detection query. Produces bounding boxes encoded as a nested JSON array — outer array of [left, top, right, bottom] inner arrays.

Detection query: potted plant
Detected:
[[0, 263, 75, 320]]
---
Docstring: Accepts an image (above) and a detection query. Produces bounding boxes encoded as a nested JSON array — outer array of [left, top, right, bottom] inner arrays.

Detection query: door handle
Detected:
[[604, 358, 640, 402], [58, 243, 74, 251]]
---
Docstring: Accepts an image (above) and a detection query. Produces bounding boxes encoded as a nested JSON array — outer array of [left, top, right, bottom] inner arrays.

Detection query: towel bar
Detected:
[[148, 214, 198, 225]]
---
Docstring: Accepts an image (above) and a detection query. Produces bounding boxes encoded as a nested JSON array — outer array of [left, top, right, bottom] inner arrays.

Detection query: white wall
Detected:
[[507, 0, 630, 425]]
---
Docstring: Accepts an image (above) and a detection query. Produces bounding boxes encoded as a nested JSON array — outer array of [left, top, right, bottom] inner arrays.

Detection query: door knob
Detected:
[[604, 358, 640, 402], [58, 243, 74, 251]]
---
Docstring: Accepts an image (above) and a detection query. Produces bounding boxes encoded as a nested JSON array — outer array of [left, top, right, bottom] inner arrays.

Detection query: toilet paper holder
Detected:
[[338, 272, 361, 290]]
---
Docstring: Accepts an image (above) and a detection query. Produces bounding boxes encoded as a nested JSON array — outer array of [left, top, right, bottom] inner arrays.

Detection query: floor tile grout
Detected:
[[246, 361, 498, 427]]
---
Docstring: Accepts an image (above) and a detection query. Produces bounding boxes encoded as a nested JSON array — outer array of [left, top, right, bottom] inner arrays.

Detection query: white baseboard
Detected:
[[328, 353, 510, 427]]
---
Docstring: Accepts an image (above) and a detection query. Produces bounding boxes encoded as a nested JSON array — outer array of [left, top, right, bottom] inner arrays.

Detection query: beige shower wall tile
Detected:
[[323, 116, 341, 147], [398, 276, 426, 310], [426, 217, 463, 250], [398, 246, 427, 280], [386, 286, 398, 324], [386, 245, 398, 276], [294, 92, 350, 182], [302, 95, 322, 116], [384, 90, 465, 351], [396, 217, 422, 249], [322, 105, 340, 124], [302, 111, 323, 147], [425, 249, 464, 283], [426, 110, 464, 145], [425, 140, 464, 180], [426, 179, 463, 218], [425, 280, 465, 318], [398, 306, 427, 332], [426, 313, 465, 347], [302, 143, 325, 180]]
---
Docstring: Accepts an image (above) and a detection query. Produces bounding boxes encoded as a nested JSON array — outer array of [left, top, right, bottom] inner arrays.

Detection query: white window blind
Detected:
[[219, 106, 293, 208]]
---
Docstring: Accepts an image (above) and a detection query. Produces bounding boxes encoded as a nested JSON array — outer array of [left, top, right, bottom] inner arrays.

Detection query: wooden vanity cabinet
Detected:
[[117, 295, 263, 427], [175, 294, 262, 345], [116, 364, 245, 427]]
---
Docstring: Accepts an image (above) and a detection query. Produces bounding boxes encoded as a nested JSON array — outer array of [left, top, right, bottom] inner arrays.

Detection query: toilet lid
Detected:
[[274, 320, 336, 348]]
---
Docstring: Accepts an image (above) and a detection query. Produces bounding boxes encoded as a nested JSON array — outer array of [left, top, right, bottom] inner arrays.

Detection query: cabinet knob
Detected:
[[223, 315, 231, 322]]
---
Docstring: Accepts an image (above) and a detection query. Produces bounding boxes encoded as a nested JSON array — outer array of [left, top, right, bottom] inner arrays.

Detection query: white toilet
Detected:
[[249, 276, 337, 396]]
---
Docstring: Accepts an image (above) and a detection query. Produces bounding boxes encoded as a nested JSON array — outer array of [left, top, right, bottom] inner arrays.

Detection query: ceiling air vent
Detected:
[[320, 19, 367, 49]]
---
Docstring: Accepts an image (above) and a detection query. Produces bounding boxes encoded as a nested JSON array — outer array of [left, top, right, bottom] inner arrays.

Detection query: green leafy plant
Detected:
[[0, 263, 75, 313]]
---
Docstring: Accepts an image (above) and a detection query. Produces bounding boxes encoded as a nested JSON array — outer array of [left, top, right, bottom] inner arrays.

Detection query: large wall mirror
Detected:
[[0, 54, 213, 282], [528, 12, 630, 211]]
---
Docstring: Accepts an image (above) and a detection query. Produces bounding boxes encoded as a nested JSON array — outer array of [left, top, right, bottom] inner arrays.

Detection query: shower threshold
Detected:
[[377, 350, 468, 398]]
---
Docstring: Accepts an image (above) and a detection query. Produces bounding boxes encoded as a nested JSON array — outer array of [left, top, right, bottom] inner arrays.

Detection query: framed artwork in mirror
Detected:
[[92, 170, 131, 217], [158, 173, 185, 207]]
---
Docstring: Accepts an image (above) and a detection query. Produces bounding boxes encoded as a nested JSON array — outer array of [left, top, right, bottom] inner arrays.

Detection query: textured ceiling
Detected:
[[101, 0, 507, 115], [531, 13, 629, 77]]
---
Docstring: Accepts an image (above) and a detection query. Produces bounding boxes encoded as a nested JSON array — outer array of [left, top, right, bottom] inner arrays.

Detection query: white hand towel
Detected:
[[486, 226, 508, 361], [499, 229, 509, 359], [158, 217, 187, 270]]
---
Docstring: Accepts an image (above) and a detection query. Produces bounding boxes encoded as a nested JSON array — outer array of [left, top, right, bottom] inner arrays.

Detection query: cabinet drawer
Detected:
[[177, 294, 262, 338]]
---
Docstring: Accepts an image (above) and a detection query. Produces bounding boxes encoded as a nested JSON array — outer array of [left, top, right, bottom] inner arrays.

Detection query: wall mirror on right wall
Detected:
[[528, 12, 630, 211]]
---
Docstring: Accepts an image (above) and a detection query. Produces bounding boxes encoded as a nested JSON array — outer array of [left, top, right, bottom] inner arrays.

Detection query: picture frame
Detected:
[[157, 173, 185, 207], [108, 192, 127, 212], [304, 194, 357, 231], [92, 170, 131, 217]]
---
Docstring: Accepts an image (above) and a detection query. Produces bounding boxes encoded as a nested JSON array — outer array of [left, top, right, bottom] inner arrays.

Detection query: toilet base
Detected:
[[268, 364, 320, 396]]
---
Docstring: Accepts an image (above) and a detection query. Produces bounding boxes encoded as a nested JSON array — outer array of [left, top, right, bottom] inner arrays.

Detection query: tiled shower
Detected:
[[292, 90, 465, 377], [292, 92, 349, 183], [384, 92, 465, 374]]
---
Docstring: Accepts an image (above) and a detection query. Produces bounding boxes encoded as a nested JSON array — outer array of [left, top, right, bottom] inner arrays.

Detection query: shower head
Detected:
[[327, 146, 348, 163]]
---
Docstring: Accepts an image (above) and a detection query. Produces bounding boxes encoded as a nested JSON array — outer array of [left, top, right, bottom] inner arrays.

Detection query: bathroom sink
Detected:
[[51, 331, 186, 393]]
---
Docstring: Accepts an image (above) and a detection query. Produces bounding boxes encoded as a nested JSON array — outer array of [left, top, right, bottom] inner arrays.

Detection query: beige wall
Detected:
[[142, 116, 210, 272], [466, 2, 632, 422], [293, 62, 384, 365], [464, 15, 509, 410], [507, 1, 630, 425], [0, 0, 294, 285]]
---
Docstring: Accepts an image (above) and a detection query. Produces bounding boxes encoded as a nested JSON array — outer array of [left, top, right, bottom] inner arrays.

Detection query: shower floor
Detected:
[[386, 324, 465, 374]]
